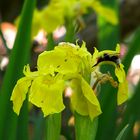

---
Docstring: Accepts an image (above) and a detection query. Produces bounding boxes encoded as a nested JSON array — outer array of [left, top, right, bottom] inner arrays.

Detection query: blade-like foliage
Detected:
[[0, 0, 36, 139], [116, 124, 129, 140], [96, 0, 120, 140]]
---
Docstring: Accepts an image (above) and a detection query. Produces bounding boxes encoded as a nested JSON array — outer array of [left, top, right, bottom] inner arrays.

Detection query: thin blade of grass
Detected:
[[116, 124, 129, 140]]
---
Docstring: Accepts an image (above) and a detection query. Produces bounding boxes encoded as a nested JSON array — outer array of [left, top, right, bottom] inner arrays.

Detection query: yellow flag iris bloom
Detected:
[[31, 0, 118, 34], [11, 65, 65, 116], [11, 42, 128, 120]]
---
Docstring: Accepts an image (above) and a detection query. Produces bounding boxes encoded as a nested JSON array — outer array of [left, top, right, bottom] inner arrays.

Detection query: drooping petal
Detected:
[[117, 79, 128, 105], [29, 75, 65, 116], [81, 77, 102, 120], [92, 47, 99, 67], [115, 64, 125, 83], [70, 79, 89, 116], [70, 76, 102, 120], [41, 80, 65, 116], [29, 77, 47, 107], [10, 77, 32, 115]]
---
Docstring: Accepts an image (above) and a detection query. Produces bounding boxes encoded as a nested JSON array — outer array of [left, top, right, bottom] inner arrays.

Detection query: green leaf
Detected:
[[117, 81, 140, 139], [116, 124, 129, 140], [0, 0, 36, 139], [33, 112, 45, 140], [116, 28, 140, 139], [96, 0, 120, 140], [122, 27, 140, 73], [47, 33, 55, 51]]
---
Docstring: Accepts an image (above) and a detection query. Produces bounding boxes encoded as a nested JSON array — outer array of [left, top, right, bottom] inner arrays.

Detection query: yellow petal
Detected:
[[92, 47, 99, 66], [10, 77, 32, 115], [81, 77, 102, 120], [115, 64, 125, 83], [41, 6, 64, 33], [70, 76, 102, 120], [117, 79, 128, 105], [38, 42, 91, 75], [29, 77, 47, 107], [41, 80, 65, 116], [70, 79, 89, 116], [29, 75, 65, 116], [116, 44, 120, 53], [92, 1, 118, 25], [37, 49, 66, 71]]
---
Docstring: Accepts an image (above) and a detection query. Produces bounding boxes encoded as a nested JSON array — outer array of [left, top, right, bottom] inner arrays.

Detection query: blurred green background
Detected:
[[0, 0, 140, 140]]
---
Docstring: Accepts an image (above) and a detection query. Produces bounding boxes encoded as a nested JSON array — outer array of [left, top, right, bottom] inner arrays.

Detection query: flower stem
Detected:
[[45, 113, 61, 140], [45, 31, 61, 140], [65, 18, 75, 42], [47, 33, 55, 51], [75, 112, 98, 140], [75, 72, 98, 140]]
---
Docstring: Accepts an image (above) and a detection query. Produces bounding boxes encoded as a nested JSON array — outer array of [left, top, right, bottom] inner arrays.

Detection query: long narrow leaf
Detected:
[[0, 0, 36, 139], [123, 27, 140, 73], [96, 1, 120, 140], [116, 27, 140, 139], [116, 124, 129, 140]]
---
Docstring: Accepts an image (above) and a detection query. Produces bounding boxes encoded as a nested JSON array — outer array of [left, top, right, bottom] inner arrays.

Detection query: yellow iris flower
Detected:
[[31, 0, 118, 34], [11, 65, 65, 116], [11, 42, 128, 120]]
